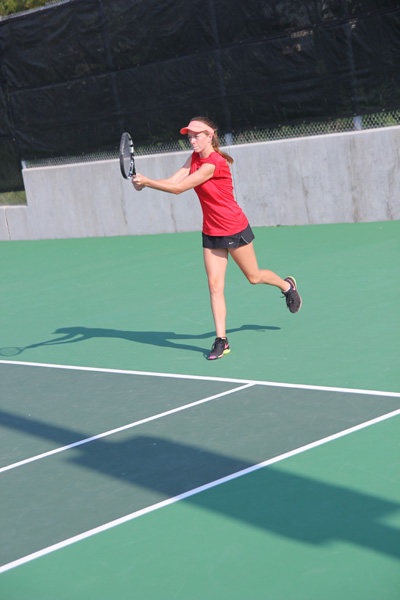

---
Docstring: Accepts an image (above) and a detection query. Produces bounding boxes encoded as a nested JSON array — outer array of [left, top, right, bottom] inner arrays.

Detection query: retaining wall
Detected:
[[1, 126, 399, 240]]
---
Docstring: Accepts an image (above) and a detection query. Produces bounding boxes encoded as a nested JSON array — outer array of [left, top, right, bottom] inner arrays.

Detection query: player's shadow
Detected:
[[2, 324, 280, 357], [79, 434, 400, 561], [1, 409, 399, 561]]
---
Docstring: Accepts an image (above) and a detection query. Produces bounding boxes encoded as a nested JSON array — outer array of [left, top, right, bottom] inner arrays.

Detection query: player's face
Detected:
[[187, 130, 212, 155]]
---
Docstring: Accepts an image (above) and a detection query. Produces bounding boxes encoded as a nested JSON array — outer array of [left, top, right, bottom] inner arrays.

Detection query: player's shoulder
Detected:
[[198, 152, 227, 170], [207, 151, 224, 165], [192, 151, 221, 163], [192, 152, 228, 176]]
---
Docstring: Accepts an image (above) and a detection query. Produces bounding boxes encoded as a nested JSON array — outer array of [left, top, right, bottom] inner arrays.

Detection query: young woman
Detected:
[[132, 116, 302, 360]]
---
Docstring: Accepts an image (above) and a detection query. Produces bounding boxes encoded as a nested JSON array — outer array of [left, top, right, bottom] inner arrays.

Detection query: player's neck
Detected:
[[199, 147, 214, 159]]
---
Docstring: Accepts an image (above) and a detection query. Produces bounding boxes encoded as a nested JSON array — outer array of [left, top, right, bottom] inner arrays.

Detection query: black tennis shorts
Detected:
[[202, 223, 255, 249]]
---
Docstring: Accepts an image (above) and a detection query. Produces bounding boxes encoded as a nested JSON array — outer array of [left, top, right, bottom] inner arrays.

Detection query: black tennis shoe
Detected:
[[283, 276, 302, 313], [207, 337, 231, 360]]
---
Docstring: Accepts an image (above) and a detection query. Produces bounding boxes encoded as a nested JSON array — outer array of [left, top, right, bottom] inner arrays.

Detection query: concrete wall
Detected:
[[1, 126, 399, 240]]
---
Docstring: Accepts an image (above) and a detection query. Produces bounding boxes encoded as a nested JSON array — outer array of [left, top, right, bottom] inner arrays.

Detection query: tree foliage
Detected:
[[0, 0, 49, 16]]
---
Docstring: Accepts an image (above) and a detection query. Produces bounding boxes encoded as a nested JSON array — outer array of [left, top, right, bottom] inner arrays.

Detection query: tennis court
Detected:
[[1, 221, 399, 599]]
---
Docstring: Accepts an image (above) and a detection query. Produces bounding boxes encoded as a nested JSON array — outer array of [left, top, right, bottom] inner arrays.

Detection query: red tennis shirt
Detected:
[[190, 151, 248, 236]]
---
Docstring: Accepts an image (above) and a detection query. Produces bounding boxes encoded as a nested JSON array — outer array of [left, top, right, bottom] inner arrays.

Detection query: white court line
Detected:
[[1, 359, 399, 397], [0, 383, 254, 474], [1, 405, 400, 575]]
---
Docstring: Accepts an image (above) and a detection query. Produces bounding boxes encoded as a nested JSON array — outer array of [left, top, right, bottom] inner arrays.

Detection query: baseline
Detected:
[[1, 360, 399, 397]]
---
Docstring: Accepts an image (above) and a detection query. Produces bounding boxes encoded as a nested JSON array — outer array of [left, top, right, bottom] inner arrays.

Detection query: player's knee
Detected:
[[208, 279, 225, 295], [247, 272, 260, 285]]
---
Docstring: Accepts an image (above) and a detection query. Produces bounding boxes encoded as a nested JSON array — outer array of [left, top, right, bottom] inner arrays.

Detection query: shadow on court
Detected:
[[0, 324, 280, 358], [1, 409, 399, 564]]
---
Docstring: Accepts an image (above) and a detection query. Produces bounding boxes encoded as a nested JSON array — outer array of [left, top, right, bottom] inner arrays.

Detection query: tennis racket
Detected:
[[119, 132, 136, 179]]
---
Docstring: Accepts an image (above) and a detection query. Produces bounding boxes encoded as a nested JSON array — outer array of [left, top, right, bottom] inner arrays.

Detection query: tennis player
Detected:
[[132, 116, 302, 360]]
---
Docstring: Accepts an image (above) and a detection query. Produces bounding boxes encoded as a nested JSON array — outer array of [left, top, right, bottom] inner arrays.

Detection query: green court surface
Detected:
[[1, 221, 399, 599]]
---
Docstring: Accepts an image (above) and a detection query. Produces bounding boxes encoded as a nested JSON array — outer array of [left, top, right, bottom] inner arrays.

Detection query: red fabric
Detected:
[[190, 152, 248, 236]]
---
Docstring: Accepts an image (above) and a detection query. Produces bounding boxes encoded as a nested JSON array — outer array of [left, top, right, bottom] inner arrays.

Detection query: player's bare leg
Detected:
[[203, 247, 229, 337], [229, 243, 288, 290], [229, 243, 302, 312]]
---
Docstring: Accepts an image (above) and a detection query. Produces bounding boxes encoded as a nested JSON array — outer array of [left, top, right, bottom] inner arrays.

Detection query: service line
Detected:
[[0, 383, 254, 474], [1, 405, 400, 575]]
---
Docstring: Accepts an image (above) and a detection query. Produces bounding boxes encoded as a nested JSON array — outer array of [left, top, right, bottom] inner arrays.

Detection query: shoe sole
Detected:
[[208, 348, 231, 360], [286, 276, 302, 312]]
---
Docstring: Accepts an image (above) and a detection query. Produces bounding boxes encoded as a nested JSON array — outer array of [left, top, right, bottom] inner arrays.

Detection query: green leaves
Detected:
[[0, 0, 49, 17]]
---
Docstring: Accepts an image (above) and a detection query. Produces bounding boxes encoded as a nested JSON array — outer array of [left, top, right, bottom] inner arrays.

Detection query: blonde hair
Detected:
[[191, 116, 234, 165]]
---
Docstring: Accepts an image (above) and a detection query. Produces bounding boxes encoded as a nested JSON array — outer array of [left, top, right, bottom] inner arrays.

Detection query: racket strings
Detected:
[[122, 139, 132, 175], [119, 132, 135, 178]]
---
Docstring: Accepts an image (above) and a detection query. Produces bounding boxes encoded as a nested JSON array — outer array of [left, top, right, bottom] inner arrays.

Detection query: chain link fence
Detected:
[[22, 109, 400, 169], [2, 108, 399, 206]]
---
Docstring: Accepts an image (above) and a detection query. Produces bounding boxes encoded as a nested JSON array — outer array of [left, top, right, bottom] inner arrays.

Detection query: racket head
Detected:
[[119, 132, 136, 179]]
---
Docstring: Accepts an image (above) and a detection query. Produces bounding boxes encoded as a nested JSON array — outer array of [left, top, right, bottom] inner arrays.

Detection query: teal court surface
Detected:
[[1, 222, 399, 599]]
